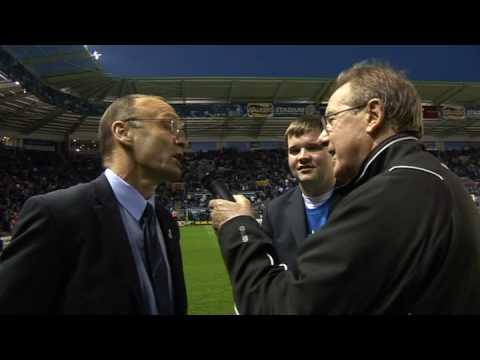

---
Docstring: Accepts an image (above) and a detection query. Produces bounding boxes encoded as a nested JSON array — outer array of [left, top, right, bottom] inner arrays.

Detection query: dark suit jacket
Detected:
[[262, 187, 342, 275], [0, 174, 187, 314]]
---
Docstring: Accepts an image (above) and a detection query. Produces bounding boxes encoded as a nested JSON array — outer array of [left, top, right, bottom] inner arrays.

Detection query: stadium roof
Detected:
[[1, 45, 480, 141]]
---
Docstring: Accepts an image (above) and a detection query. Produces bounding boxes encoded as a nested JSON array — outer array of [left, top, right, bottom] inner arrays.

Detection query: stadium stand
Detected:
[[1, 143, 479, 236]]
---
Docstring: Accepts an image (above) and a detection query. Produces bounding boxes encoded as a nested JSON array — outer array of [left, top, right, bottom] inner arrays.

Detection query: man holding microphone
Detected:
[[209, 61, 480, 314]]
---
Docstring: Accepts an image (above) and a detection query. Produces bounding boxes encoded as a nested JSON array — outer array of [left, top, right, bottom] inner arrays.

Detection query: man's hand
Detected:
[[209, 195, 256, 233]]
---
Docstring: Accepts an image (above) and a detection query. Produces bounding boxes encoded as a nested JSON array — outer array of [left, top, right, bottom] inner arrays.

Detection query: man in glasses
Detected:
[[209, 61, 480, 314], [0, 94, 188, 314]]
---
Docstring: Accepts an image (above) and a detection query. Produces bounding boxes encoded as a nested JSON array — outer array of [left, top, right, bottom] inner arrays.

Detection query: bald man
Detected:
[[0, 95, 188, 314]]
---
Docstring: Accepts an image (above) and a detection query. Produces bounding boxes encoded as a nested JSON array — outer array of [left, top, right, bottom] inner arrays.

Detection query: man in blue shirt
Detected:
[[0, 94, 187, 314], [262, 116, 341, 275]]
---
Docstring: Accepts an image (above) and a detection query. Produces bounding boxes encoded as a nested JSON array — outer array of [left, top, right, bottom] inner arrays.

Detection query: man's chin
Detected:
[[297, 173, 316, 182], [334, 178, 348, 187], [155, 168, 182, 183], [333, 170, 354, 187], [166, 172, 182, 182]]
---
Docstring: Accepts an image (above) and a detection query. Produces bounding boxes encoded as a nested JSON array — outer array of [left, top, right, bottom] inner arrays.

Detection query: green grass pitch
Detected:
[[179, 225, 235, 315]]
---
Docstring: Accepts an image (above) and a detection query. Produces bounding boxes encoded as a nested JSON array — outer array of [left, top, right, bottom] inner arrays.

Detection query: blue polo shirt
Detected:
[[302, 190, 333, 235]]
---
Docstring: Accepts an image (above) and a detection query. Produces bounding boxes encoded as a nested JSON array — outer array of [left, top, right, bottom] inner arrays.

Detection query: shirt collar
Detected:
[[104, 168, 155, 222], [302, 190, 333, 209], [352, 134, 419, 186]]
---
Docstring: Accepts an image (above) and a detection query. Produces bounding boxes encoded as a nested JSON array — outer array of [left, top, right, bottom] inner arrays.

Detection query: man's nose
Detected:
[[175, 135, 187, 149], [319, 129, 330, 147], [298, 148, 311, 160]]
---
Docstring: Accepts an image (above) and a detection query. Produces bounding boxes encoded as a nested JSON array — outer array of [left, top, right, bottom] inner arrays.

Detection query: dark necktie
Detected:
[[141, 203, 174, 315]]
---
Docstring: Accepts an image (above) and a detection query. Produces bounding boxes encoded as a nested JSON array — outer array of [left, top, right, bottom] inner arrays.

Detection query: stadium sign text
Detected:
[[467, 108, 480, 119], [247, 103, 274, 118], [442, 105, 465, 120]]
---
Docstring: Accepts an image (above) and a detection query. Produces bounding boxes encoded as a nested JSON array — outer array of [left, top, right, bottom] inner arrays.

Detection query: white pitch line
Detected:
[[205, 224, 216, 239]]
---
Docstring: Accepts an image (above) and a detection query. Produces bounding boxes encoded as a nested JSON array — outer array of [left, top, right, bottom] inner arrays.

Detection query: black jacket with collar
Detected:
[[0, 174, 187, 314], [217, 133, 480, 314], [262, 187, 343, 275]]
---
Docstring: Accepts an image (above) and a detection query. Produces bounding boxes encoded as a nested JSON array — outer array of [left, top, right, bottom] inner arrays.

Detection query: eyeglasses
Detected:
[[320, 103, 368, 133], [124, 118, 186, 138]]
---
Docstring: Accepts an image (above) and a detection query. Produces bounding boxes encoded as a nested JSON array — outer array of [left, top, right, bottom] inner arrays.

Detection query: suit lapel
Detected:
[[287, 187, 308, 247], [92, 175, 145, 313]]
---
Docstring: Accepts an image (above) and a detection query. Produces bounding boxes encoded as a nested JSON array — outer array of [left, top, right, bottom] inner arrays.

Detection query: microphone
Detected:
[[202, 172, 236, 202]]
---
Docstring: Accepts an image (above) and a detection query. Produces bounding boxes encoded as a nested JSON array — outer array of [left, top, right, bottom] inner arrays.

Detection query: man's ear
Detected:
[[365, 98, 386, 135], [111, 120, 134, 147]]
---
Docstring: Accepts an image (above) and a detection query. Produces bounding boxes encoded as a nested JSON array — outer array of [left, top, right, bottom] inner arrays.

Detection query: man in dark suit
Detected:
[[262, 116, 341, 275], [0, 94, 188, 314]]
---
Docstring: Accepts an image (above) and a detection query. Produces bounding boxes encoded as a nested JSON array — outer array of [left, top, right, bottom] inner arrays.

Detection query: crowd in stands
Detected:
[[436, 148, 480, 193], [0, 145, 100, 234], [1, 144, 480, 234]]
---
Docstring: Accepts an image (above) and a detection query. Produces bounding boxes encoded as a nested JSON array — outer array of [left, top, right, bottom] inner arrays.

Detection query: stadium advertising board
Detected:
[[444, 142, 472, 150], [226, 104, 246, 117], [422, 105, 441, 120], [191, 142, 217, 152], [173, 104, 246, 118], [223, 142, 250, 151], [274, 104, 306, 117], [250, 141, 284, 150], [466, 108, 480, 120], [247, 103, 274, 118], [442, 105, 465, 120], [305, 104, 326, 116], [173, 103, 331, 118], [273, 103, 326, 117]]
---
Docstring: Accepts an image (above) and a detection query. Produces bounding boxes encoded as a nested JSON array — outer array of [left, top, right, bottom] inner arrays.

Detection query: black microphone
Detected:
[[202, 172, 236, 202]]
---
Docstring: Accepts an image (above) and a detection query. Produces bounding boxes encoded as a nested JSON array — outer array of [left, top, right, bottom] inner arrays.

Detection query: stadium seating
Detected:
[[1, 144, 479, 235]]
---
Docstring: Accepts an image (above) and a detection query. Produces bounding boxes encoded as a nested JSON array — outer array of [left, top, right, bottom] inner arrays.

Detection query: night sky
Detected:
[[87, 45, 480, 82]]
